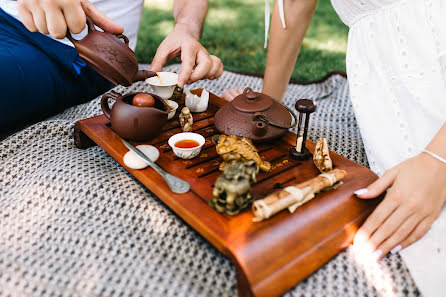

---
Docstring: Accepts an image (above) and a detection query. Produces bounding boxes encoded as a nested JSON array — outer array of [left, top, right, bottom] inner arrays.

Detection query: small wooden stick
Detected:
[[252, 169, 347, 222]]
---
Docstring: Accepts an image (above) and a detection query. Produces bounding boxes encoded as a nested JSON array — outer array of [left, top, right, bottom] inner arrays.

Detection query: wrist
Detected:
[[419, 151, 446, 177], [422, 149, 446, 166], [174, 22, 201, 40]]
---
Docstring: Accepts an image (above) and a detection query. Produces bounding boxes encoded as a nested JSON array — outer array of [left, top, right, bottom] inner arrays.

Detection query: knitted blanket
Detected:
[[0, 65, 420, 297]]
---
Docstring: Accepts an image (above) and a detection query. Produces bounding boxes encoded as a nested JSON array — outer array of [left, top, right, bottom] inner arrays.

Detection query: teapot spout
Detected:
[[252, 113, 268, 137], [133, 70, 157, 83]]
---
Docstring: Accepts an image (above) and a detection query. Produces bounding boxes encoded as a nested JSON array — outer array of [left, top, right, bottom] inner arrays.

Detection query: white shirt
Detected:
[[0, 0, 144, 50]]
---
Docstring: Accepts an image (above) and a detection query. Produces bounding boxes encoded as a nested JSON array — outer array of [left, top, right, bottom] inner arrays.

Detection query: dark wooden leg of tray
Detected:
[[74, 121, 96, 149]]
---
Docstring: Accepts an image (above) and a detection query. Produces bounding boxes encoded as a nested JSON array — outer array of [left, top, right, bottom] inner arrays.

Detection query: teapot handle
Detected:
[[66, 17, 96, 44], [252, 99, 298, 130], [101, 91, 122, 120], [115, 34, 129, 45]]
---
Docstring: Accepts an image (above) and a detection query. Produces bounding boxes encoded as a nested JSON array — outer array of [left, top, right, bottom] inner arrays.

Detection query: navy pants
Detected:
[[0, 8, 112, 132]]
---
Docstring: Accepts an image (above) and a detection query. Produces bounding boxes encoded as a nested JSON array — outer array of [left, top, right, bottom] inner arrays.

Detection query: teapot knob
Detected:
[[244, 87, 257, 100]]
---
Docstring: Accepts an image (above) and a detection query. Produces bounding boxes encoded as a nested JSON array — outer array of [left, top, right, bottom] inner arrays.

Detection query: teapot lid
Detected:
[[231, 87, 273, 113], [67, 18, 142, 86]]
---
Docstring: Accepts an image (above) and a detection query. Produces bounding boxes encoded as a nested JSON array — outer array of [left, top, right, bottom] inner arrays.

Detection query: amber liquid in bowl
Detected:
[[175, 139, 200, 149]]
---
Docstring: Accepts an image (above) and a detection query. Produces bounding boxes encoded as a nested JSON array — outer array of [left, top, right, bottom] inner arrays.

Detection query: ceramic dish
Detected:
[[146, 72, 178, 99], [166, 100, 179, 120], [168, 132, 205, 159]]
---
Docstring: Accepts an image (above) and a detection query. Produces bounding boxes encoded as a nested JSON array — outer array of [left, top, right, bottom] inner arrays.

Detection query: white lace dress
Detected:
[[329, 0, 446, 296]]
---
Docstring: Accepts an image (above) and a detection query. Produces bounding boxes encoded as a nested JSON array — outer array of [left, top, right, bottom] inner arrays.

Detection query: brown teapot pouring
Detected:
[[214, 87, 297, 142], [101, 91, 170, 141], [67, 17, 156, 87]]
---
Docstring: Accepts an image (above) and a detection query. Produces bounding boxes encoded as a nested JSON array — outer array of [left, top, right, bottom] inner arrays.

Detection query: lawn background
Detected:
[[136, 0, 348, 82]]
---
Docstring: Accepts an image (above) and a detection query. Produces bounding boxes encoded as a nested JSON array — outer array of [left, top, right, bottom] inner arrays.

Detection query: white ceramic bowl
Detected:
[[146, 72, 178, 99], [166, 100, 178, 120], [168, 132, 205, 159]]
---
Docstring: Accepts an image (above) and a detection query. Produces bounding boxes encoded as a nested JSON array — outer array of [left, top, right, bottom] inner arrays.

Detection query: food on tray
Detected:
[[185, 89, 209, 113], [313, 138, 333, 173], [132, 93, 155, 107], [123, 145, 160, 169], [179, 107, 193, 132], [210, 161, 259, 215], [168, 132, 205, 159], [252, 169, 347, 222], [215, 134, 271, 172]]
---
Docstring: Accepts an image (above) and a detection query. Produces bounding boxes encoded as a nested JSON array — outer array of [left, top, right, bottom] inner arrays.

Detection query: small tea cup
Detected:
[[168, 132, 205, 159], [146, 72, 178, 99], [166, 100, 179, 120]]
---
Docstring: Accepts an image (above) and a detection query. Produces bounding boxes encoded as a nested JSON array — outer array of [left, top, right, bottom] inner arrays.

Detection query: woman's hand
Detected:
[[220, 88, 243, 102], [150, 24, 223, 88], [354, 153, 446, 260], [17, 0, 123, 39]]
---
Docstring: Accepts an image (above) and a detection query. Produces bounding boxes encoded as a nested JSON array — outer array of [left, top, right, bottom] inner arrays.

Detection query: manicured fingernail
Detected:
[[354, 188, 368, 195], [390, 244, 402, 254], [372, 249, 383, 260]]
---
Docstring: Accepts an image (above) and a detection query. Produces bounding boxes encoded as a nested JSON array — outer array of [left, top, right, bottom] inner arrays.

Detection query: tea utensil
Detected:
[[122, 139, 190, 194]]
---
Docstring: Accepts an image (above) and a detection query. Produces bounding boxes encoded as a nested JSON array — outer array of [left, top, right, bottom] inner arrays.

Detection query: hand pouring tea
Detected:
[[67, 17, 157, 87]]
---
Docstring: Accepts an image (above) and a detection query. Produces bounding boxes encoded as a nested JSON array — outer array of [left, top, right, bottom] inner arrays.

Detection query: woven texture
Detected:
[[0, 64, 420, 297]]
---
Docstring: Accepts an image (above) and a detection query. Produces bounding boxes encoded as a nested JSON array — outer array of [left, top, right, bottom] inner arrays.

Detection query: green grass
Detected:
[[136, 0, 348, 82]]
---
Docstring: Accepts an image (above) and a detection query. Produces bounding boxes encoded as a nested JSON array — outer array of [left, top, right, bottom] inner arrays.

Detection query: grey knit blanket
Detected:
[[0, 64, 420, 297]]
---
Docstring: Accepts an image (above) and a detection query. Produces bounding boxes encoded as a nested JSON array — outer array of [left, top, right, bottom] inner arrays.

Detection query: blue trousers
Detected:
[[0, 8, 113, 132]]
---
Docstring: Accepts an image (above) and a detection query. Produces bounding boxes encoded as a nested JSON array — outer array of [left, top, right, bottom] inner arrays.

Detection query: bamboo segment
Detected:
[[252, 169, 347, 222]]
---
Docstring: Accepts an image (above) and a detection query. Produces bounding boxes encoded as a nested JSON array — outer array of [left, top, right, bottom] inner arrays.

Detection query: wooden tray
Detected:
[[74, 89, 380, 297]]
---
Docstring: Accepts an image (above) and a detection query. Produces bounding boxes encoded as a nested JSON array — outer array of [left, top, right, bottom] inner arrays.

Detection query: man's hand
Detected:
[[17, 0, 123, 39], [150, 24, 223, 88], [354, 153, 446, 260]]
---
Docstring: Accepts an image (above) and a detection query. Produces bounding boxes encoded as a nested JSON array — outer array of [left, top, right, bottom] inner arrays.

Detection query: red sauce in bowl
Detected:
[[175, 139, 200, 149]]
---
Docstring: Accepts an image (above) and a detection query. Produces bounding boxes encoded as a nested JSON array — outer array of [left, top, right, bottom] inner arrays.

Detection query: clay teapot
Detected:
[[67, 17, 156, 87], [214, 87, 297, 142], [101, 91, 170, 141]]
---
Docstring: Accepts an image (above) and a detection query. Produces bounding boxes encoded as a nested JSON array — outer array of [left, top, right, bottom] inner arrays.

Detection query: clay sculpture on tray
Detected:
[[210, 161, 259, 215], [179, 107, 193, 132], [215, 134, 271, 172], [313, 138, 333, 173]]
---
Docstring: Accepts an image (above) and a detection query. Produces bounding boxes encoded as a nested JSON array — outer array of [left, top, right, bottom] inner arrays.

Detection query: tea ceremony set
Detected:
[[0, 15, 420, 297]]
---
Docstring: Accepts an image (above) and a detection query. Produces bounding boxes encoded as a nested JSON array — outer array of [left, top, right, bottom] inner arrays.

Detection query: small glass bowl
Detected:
[[168, 132, 205, 159]]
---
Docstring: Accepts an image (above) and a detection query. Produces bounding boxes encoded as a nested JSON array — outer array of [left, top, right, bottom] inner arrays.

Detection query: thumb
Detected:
[[150, 47, 169, 73], [355, 167, 398, 199], [81, 1, 124, 34]]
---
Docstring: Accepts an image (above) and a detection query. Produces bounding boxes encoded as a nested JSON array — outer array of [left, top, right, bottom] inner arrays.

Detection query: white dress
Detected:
[[330, 0, 446, 296]]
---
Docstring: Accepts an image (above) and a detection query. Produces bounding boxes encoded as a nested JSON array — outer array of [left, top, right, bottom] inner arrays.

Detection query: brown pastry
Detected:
[[216, 134, 271, 172]]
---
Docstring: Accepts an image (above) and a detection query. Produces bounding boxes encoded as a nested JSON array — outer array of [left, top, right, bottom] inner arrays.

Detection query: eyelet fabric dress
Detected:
[[330, 1, 446, 296]]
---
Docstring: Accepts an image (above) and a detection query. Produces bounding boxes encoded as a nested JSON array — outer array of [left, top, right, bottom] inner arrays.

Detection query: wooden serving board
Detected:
[[74, 89, 381, 297]]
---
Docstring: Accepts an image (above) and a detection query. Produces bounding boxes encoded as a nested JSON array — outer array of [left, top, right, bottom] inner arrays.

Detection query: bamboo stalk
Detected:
[[252, 169, 347, 222]]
